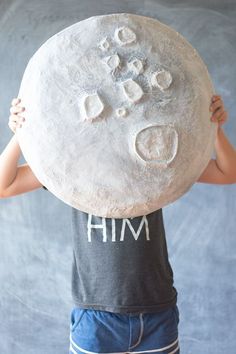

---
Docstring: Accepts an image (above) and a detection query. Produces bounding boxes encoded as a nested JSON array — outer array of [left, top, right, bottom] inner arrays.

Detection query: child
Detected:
[[0, 95, 235, 354]]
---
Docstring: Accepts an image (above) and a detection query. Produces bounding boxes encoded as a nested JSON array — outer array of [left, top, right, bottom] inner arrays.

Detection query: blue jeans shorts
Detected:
[[69, 304, 180, 354]]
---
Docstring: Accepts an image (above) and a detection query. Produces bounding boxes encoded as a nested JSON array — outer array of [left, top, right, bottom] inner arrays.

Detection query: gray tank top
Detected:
[[70, 206, 178, 314]]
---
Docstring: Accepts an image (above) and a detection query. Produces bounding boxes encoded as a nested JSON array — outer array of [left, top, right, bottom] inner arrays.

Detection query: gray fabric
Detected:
[[70, 207, 178, 314]]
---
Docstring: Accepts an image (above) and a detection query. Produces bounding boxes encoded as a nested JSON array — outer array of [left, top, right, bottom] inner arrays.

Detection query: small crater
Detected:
[[116, 107, 128, 117], [151, 69, 172, 91], [103, 53, 121, 72], [128, 58, 144, 75], [121, 79, 144, 103], [114, 26, 137, 46], [81, 92, 105, 121], [98, 37, 110, 51]]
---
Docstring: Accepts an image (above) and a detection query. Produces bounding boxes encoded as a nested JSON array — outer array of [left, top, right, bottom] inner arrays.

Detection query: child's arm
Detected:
[[0, 98, 43, 198], [197, 95, 236, 185]]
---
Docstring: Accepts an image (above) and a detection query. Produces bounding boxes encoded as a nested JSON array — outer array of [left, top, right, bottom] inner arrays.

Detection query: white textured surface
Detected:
[[16, 13, 217, 218]]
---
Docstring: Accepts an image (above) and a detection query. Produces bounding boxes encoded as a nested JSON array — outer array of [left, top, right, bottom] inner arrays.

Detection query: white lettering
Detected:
[[120, 216, 150, 241], [87, 214, 150, 242], [87, 214, 107, 242], [111, 218, 116, 242]]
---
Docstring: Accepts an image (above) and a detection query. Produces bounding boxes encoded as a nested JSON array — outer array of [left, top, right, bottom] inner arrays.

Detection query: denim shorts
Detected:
[[69, 304, 180, 354]]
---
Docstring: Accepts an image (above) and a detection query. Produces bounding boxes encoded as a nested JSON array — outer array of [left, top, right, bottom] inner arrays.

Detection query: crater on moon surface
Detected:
[[151, 69, 173, 91], [114, 26, 137, 45], [121, 79, 144, 103], [128, 58, 144, 75], [134, 124, 178, 164], [99, 37, 110, 51], [103, 53, 121, 72], [116, 107, 128, 117], [81, 92, 105, 120]]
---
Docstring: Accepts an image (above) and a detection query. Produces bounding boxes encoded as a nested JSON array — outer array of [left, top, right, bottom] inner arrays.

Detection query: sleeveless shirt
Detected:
[[42, 186, 178, 314]]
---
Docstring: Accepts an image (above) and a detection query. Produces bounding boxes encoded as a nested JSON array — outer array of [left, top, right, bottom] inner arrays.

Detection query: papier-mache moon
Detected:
[[16, 13, 217, 218]]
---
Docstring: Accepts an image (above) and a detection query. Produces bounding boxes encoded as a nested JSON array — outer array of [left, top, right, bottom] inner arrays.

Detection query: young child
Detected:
[[0, 95, 235, 354]]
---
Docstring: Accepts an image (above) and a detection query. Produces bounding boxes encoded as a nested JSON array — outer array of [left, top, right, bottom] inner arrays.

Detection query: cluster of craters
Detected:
[[81, 26, 173, 122]]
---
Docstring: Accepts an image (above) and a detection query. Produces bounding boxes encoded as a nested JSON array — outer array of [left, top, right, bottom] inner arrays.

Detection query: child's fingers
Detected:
[[218, 110, 228, 121], [211, 94, 221, 102], [210, 99, 223, 112], [211, 109, 228, 125], [9, 113, 25, 120], [10, 105, 25, 114], [8, 115, 25, 133], [9, 114, 16, 121], [11, 98, 21, 106], [211, 106, 224, 120], [8, 120, 18, 133], [9, 114, 24, 125], [17, 115, 25, 122]]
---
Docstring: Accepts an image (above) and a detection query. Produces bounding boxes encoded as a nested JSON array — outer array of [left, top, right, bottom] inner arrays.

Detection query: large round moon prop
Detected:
[[16, 13, 217, 218]]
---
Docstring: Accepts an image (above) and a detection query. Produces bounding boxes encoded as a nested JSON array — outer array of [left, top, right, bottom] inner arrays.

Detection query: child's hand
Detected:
[[209, 94, 228, 129], [8, 97, 26, 134]]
